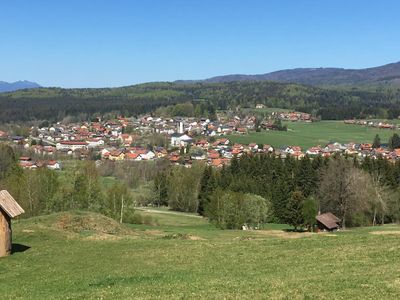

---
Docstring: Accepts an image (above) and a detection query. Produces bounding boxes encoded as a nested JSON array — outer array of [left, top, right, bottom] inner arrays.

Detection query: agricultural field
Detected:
[[241, 107, 293, 114], [2, 210, 400, 299], [228, 121, 398, 149]]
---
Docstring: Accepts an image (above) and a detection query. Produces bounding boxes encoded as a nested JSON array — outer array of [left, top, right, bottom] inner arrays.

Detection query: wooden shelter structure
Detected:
[[316, 212, 340, 231], [0, 190, 25, 257]]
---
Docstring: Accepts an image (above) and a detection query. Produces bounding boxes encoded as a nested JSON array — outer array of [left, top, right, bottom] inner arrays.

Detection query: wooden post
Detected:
[[0, 208, 12, 257], [120, 195, 124, 224]]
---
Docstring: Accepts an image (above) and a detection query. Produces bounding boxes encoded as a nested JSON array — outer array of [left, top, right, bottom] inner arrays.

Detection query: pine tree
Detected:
[[389, 133, 400, 150], [302, 196, 318, 231], [198, 166, 212, 215], [372, 134, 381, 149], [286, 191, 305, 231], [295, 155, 316, 197]]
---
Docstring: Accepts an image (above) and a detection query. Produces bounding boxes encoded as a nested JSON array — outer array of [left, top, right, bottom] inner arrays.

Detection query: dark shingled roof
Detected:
[[316, 212, 340, 230]]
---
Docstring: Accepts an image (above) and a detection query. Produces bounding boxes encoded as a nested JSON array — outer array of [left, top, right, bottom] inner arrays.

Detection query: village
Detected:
[[1, 111, 400, 171]]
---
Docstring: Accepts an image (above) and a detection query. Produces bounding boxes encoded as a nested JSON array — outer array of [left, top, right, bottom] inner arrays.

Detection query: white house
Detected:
[[139, 150, 156, 160], [170, 134, 193, 147], [56, 141, 88, 151], [86, 138, 105, 148]]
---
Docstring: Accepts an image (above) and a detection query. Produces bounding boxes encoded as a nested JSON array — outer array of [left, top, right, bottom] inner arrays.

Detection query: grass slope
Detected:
[[228, 121, 398, 149], [2, 211, 400, 299]]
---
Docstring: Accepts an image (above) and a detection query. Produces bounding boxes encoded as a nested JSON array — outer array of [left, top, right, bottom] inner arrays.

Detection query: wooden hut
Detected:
[[316, 212, 340, 231], [0, 190, 25, 257]]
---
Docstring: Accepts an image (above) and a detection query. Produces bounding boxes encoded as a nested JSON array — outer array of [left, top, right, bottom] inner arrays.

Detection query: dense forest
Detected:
[[1, 81, 400, 123]]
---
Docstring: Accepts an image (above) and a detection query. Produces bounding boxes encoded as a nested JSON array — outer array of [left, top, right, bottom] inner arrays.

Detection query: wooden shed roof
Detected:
[[0, 190, 25, 218], [316, 212, 340, 230]]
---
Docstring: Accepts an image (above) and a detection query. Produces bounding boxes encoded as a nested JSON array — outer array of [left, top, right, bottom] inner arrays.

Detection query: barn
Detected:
[[0, 190, 25, 257], [316, 212, 340, 231]]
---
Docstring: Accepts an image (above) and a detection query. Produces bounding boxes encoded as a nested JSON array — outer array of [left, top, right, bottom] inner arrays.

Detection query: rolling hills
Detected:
[[196, 61, 400, 86], [1, 80, 400, 123]]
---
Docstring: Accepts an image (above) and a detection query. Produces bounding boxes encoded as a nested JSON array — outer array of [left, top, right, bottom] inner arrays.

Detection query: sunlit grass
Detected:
[[2, 211, 400, 299], [228, 121, 398, 149]]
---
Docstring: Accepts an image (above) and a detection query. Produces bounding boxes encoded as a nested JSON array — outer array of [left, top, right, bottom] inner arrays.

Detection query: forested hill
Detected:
[[1, 81, 400, 123], [200, 62, 400, 86]]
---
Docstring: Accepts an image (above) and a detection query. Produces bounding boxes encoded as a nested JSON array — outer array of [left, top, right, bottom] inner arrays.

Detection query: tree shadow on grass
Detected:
[[283, 228, 308, 233], [12, 243, 31, 254]]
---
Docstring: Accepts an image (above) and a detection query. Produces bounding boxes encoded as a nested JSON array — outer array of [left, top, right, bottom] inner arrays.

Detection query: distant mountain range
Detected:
[[3, 61, 400, 93], [177, 62, 400, 86], [0, 80, 41, 93]]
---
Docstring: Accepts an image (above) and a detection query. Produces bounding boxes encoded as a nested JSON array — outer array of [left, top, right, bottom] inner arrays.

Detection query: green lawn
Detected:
[[228, 121, 398, 149], [2, 211, 400, 299]]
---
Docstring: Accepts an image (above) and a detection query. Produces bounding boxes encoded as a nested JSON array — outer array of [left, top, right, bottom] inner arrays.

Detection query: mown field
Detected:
[[228, 121, 398, 149], [2, 210, 400, 299]]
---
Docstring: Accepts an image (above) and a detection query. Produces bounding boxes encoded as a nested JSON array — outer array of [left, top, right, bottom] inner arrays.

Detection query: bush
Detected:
[[125, 212, 159, 226]]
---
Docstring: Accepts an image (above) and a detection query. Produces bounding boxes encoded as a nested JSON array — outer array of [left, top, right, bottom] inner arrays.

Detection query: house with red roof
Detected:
[[56, 141, 88, 151]]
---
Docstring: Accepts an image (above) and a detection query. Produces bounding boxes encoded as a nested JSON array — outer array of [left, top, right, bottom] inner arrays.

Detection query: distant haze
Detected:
[[0, 81, 41, 93], [3, 61, 400, 92], [177, 62, 400, 86]]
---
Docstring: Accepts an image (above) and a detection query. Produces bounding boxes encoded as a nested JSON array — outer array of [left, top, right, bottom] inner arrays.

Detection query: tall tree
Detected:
[[372, 134, 381, 149], [152, 171, 168, 207], [0, 144, 17, 180], [319, 158, 371, 228], [302, 196, 318, 231], [104, 182, 133, 222], [286, 191, 305, 231], [389, 133, 400, 150]]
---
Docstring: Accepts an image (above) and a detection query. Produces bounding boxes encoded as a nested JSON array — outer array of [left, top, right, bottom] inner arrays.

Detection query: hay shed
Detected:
[[316, 212, 340, 231], [0, 190, 25, 257]]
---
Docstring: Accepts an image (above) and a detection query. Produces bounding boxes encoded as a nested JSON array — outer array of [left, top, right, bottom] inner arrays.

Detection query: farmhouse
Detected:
[[0, 190, 25, 257]]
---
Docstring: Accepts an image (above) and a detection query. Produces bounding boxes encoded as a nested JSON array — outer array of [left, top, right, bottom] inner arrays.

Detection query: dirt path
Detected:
[[135, 207, 203, 218]]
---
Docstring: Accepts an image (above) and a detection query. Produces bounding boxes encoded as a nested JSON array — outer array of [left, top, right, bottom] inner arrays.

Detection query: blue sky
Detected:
[[1, 0, 400, 88]]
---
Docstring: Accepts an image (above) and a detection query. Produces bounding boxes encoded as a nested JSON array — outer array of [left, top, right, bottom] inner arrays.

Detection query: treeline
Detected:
[[2, 81, 400, 123], [153, 153, 400, 229], [154, 101, 216, 119], [0, 144, 134, 222], [3, 140, 400, 230]]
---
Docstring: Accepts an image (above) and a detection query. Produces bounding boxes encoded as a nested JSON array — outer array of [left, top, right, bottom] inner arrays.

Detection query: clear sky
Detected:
[[1, 0, 400, 88]]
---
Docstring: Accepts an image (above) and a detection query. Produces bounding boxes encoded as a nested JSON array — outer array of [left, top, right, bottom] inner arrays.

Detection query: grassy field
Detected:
[[242, 107, 292, 114], [2, 210, 400, 299], [228, 121, 399, 149]]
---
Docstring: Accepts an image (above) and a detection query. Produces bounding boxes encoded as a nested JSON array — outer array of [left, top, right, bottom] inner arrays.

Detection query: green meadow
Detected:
[[2, 210, 400, 299], [228, 121, 398, 149]]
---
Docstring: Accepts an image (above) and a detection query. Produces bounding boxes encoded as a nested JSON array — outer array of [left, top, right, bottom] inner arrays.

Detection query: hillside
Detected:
[[0, 80, 41, 93], [2, 210, 400, 299], [202, 61, 400, 86], [1, 80, 400, 123]]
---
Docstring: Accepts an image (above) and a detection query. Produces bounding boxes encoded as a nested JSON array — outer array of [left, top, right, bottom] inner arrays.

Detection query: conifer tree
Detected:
[[286, 191, 305, 231], [372, 134, 381, 149]]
